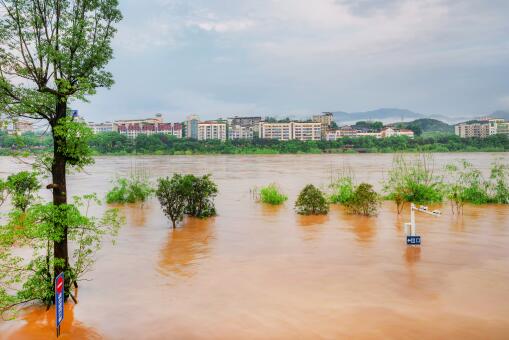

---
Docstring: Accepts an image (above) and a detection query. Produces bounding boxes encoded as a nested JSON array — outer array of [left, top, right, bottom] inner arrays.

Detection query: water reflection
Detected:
[[296, 215, 328, 241], [404, 246, 422, 265], [346, 216, 376, 244], [157, 217, 215, 278], [3, 303, 100, 340], [110, 202, 153, 228], [260, 203, 284, 217]]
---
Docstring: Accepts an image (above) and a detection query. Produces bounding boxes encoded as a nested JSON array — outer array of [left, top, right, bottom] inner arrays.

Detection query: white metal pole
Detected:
[[410, 203, 416, 236]]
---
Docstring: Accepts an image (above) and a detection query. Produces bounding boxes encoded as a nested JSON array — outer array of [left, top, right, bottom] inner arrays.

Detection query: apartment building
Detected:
[[88, 121, 118, 134], [198, 121, 227, 141], [454, 118, 509, 138], [185, 114, 199, 139], [380, 127, 414, 138], [116, 113, 163, 126], [259, 122, 293, 141], [118, 122, 178, 139], [292, 122, 322, 141], [228, 125, 254, 140], [259, 122, 321, 141], [312, 112, 334, 127]]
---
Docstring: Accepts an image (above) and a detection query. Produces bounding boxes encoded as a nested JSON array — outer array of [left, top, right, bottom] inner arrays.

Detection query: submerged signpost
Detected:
[[55, 272, 64, 338], [404, 203, 441, 246]]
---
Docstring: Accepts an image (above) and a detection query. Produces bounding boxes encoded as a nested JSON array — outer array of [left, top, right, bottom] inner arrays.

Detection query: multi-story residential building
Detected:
[[185, 115, 199, 139], [198, 121, 227, 141], [118, 122, 178, 139], [228, 125, 254, 140], [259, 122, 293, 141], [326, 126, 414, 140], [455, 122, 489, 138], [259, 122, 321, 141], [380, 127, 414, 138], [312, 112, 334, 127], [116, 113, 163, 126], [454, 118, 509, 138], [229, 116, 262, 127], [172, 123, 183, 138], [292, 122, 322, 141], [88, 121, 118, 134]]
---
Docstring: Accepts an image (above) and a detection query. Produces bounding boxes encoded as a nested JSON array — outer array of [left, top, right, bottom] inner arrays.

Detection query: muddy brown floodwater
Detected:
[[1, 153, 509, 339]]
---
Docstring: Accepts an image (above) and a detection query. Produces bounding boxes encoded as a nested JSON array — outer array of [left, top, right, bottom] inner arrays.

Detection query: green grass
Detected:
[[259, 184, 288, 205]]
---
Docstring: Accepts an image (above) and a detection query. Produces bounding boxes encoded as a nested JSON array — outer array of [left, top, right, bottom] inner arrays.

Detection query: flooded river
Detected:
[[1, 153, 509, 339]]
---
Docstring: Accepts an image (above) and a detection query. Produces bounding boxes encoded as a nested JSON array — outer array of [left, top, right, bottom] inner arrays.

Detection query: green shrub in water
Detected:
[[383, 153, 444, 213], [295, 184, 329, 215], [106, 174, 153, 204], [329, 176, 355, 204], [260, 184, 288, 205], [344, 183, 381, 216]]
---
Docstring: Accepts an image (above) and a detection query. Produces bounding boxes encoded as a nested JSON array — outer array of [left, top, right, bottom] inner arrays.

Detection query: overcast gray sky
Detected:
[[75, 0, 509, 122]]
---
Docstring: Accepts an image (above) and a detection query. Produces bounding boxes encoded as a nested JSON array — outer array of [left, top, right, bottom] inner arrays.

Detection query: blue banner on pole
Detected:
[[55, 272, 64, 330], [407, 235, 421, 245]]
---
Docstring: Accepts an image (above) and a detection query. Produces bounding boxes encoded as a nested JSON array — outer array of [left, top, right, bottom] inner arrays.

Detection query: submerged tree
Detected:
[[156, 175, 188, 228], [295, 184, 329, 215], [344, 183, 381, 216], [0, 0, 122, 309], [156, 174, 218, 228]]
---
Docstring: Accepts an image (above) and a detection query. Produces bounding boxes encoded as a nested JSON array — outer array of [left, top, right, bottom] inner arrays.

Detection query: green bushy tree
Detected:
[[0, 0, 122, 312], [156, 174, 218, 228], [6, 171, 40, 211], [295, 184, 329, 215], [156, 175, 188, 228], [344, 183, 381, 216]]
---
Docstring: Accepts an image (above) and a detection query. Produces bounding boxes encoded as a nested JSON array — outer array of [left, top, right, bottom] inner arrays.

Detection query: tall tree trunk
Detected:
[[52, 100, 69, 285]]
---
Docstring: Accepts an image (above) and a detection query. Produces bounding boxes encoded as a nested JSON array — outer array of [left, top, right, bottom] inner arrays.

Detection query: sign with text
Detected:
[[406, 235, 421, 245], [55, 272, 64, 336]]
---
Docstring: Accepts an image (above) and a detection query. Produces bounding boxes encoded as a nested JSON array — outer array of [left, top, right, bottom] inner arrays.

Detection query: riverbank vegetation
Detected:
[[2, 131, 508, 156], [156, 174, 218, 228], [295, 185, 329, 215], [259, 184, 288, 205]]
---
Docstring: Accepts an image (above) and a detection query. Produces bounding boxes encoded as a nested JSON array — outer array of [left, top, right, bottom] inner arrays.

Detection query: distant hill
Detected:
[[332, 108, 424, 124], [331, 108, 460, 125], [392, 118, 454, 134], [488, 110, 509, 120]]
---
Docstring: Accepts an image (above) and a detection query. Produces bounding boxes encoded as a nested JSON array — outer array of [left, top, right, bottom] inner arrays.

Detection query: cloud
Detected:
[[77, 0, 509, 121]]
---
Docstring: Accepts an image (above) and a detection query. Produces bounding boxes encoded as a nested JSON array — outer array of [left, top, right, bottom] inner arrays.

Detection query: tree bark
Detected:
[[52, 99, 69, 284]]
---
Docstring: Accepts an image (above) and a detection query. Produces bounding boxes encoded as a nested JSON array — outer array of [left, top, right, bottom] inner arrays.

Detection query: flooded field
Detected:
[[1, 153, 509, 339]]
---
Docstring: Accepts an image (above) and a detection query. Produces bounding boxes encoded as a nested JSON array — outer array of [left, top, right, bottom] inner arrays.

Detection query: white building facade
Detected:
[[198, 122, 227, 141]]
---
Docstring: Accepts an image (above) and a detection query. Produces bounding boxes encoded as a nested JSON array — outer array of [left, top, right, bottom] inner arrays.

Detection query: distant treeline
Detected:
[[1, 130, 508, 155]]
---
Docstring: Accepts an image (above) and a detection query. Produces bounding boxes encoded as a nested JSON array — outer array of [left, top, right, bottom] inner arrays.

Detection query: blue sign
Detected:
[[55, 272, 64, 332], [407, 235, 421, 245]]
